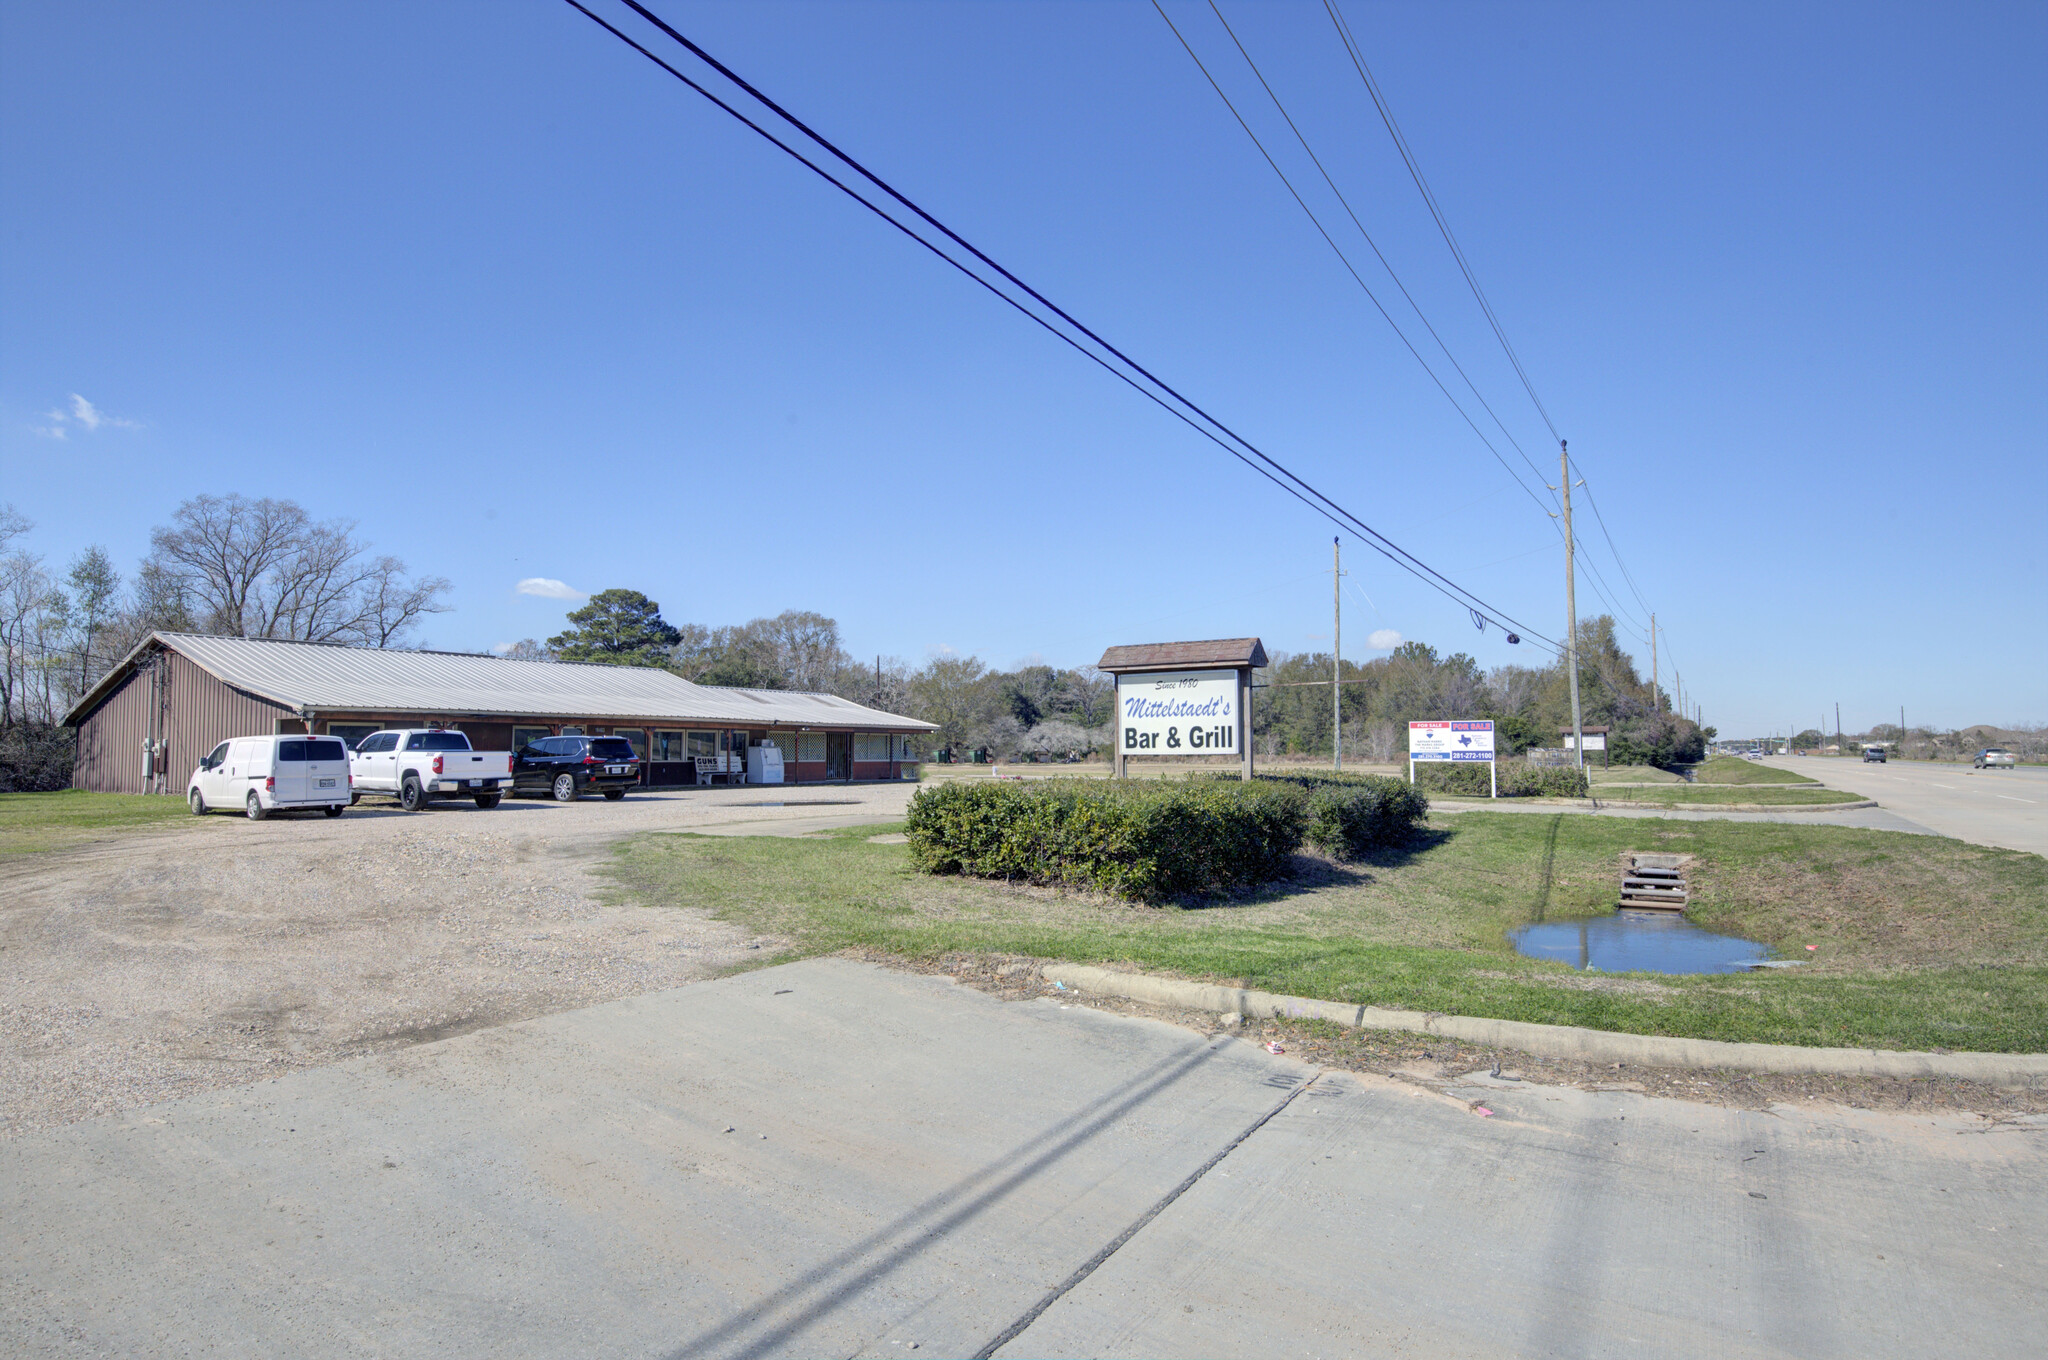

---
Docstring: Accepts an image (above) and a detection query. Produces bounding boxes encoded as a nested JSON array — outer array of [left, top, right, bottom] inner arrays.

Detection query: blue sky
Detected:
[[3, 1, 2042, 738]]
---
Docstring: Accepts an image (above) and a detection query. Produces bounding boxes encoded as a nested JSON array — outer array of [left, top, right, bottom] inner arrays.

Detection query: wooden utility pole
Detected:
[[1651, 613, 1659, 713], [1561, 442, 1584, 771], [1332, 536, 1343, 773]]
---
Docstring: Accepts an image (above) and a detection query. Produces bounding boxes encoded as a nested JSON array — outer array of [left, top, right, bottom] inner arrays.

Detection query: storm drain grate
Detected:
[[1621, 852, 1690, 911]]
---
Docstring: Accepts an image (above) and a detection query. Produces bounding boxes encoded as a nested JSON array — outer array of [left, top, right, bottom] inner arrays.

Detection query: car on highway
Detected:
[[189, 734, 352, 820], [349, 729, 514, 810], [1862, 745, 1887, 762], [1974, 748, 2017, 769], [513, 734, 641, 801]]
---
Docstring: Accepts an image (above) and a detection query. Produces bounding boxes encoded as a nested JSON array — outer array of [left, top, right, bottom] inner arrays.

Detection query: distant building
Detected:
[[64, 632, 935, 793]]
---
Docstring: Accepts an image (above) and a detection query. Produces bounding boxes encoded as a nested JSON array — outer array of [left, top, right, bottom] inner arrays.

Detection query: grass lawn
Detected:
[[600, 812, 2048, 1054], [1603, 785, 1865, 806], [1588, 763, 1686, 785], [0, 788, 195, 854], [1689, 756, 1819, 786]]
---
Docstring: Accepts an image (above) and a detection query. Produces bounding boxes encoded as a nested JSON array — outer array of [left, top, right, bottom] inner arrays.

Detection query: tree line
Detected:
[[0, 495, 449, 789]]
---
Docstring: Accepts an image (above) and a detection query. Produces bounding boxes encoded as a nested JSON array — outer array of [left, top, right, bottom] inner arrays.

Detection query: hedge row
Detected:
[[1197, 770, 1431, 858], [1412, 760, 1589, 798], [904, 779, 1307, 900]]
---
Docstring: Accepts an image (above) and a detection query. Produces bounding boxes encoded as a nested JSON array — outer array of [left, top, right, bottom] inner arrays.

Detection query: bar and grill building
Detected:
[[64, 633, 936, 794]]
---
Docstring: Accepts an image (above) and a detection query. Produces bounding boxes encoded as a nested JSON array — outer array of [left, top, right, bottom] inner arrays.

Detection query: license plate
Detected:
[[318, 778, 336, 788], [607, 765, 626, 774], [468, 779, 483, 787]]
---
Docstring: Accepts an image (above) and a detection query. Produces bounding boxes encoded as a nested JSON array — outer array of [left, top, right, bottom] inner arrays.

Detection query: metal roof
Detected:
[[1097, 638, 1267, 673], [66, 633, 935, 731]]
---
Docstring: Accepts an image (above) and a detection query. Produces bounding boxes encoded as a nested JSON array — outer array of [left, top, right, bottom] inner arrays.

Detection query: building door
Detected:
[[827, 732, 849, 781]]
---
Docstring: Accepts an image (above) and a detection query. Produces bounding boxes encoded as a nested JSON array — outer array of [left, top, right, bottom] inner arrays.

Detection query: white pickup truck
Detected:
[[349, 729, 514, 811]]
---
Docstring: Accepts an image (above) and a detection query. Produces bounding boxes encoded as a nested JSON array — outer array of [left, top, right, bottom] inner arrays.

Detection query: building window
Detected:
[[687, 730, 719, 759], [895, 735, 920, 762], [654, 730, 686, 761], [560, 726, 585, 736], [763, 730, 797, 762], [797, 733, 825, 763], [514, 726, 553, 752], [854, 733, 891, 762], [325, 723, 383, 749], [612, 728, 647, 759]]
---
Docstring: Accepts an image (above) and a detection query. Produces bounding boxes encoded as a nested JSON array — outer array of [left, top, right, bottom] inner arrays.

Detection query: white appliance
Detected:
[[748, 744, 785, 785]]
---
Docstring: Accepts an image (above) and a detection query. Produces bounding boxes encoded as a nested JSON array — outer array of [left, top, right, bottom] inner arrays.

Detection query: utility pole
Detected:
[[1836, 701, 1841, 751], [1651, 613, 1659, 713], [1559, 442, 1584, 771], [1332, 536, 1343, 773]]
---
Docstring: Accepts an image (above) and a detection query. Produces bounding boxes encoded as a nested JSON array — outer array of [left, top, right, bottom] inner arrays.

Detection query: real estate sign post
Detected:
[[1409, 719, 1497, 798]]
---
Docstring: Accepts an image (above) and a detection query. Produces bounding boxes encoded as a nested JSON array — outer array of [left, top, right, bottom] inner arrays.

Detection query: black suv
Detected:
[[513, 736, 640, 801]]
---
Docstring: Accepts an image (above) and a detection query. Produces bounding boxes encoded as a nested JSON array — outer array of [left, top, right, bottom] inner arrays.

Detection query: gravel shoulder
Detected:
[[0, 784, 914, 1138]]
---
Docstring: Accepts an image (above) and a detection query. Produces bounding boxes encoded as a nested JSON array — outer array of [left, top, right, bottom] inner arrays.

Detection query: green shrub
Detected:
[[904, 778, 1306, 901], [1300, 778, 1429, 857], [1413, 761, 1588, 798], [1193, 770, 1429, 859]]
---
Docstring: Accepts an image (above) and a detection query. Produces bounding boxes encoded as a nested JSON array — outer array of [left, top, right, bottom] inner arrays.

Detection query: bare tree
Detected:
[[497, 638, 554, 662], [146, 494, 447, 647]]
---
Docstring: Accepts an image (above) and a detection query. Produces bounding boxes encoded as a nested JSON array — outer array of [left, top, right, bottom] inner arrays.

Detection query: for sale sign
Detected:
[[1118, 669, 1238, 755], [1409, 720, 1495, 762]]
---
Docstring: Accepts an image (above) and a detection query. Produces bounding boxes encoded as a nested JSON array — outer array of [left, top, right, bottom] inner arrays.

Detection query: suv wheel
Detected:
[[400, 776, 427, 812], [552, 772, 578, 802]]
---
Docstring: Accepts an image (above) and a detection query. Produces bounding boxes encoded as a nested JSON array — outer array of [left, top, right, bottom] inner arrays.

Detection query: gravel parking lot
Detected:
[[0, 784, 914, 1138]]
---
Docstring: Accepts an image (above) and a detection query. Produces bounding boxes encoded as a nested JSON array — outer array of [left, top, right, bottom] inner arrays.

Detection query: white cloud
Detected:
[[1367, 628, 1403, 650], [491, 642, 516, 655], [33, 393, 139, 439], [928, 643, 958, 658], [516, 577, 585, 600]]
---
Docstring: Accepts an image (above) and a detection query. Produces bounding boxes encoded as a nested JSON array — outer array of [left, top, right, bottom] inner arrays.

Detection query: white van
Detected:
[[188, 735, 353, 820]]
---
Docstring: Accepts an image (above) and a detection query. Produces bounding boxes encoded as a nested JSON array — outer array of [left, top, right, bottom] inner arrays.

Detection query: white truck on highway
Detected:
[[348, 729, 514, 811]]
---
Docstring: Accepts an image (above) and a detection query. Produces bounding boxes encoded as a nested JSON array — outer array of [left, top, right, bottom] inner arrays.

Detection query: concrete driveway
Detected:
[[6, 959, 2040, 1359], [1764, 756, 2048, 856]]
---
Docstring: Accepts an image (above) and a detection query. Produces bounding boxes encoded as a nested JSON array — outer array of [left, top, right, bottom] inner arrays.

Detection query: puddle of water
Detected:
[[732, 801, 861, 807], [1512, 910, 1771, 974]]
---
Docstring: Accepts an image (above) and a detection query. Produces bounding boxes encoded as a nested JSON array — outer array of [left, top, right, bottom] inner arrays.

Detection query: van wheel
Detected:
[[350, 792, 361, 806], [246, 792, 267, 822], [189, 789, 207, 816], [475, 794, 501, 808], [603, 788, 626, 801], [400, 776, 427, 812], [552, 773, 578, 802], [324, 804, 346, 818]]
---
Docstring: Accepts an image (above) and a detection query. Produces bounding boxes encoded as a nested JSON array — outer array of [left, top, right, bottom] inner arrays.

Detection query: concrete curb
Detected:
[[1039, 963, 2048, 1087], [1434, 797, 1879, 813]]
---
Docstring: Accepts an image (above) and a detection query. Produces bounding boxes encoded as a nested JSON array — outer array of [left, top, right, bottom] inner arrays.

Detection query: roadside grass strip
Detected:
[[1600, 785, 1864, 807], [0, 789, 197, 854], [1688, 756, 1822, 786], [601, 811, 2048, 1054]]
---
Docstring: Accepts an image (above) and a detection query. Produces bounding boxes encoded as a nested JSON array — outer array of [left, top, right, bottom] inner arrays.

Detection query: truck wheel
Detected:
[[603, 788, 626, 801], [324, 804, 346, 818], [245, 792, 267, 822], [189, 789, 207, 816], [401, 776, 427, 812], [475, 793, 501, 808], [552, 773, 578, 802]]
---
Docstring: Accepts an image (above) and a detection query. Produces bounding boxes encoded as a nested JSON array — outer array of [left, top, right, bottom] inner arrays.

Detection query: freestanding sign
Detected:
[[1409, 719, 1498, 797], [1117, 670, 1239, 757], [1097, 639, 1267, 780]]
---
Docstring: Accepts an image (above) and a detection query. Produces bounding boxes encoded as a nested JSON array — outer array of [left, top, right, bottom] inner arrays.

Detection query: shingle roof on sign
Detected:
[[68, 633, 935, 730], [1096, 638, 1267, 673]]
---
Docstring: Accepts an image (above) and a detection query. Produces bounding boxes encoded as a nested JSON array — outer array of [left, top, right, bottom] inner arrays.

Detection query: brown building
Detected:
[[64, 632, 936, 794]]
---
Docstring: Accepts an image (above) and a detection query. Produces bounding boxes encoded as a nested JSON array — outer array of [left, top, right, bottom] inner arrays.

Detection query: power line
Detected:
[[1193, 0, 1561, 515], [1323, 0, 1558, 443], [1155, 0, 1558, 525], [565, 0, 1561, 650]]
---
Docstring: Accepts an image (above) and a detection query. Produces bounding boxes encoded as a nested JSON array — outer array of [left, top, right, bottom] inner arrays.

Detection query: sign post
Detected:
[[1408, 720, 1497, 797], [1096, 639, 1267, 781]]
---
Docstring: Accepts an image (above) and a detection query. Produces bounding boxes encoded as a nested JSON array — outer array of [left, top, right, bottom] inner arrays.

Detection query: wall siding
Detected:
[[72, 648, 292, 794]]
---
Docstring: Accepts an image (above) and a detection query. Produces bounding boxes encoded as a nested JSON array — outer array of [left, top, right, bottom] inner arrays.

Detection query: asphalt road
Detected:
[[1764, 756, 2048, 856], [6, 959, 2040, 1359]]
